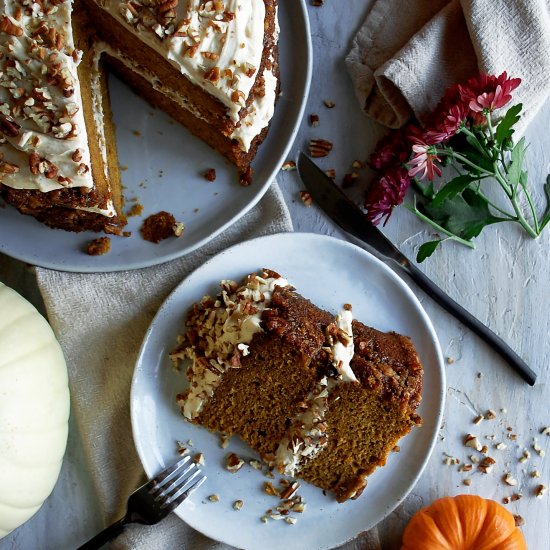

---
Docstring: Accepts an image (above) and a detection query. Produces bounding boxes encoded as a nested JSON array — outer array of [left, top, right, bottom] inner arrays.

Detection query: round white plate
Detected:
[[131, 233, 445, 550], [0, 2, 311, 273]]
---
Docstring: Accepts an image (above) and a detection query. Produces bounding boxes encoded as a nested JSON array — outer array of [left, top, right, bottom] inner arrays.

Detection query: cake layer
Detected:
[[172, 270, 423, 502]]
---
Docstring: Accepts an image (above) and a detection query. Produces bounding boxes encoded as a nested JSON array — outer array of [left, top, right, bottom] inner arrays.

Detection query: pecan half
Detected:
[[309, 138, 332, 158]]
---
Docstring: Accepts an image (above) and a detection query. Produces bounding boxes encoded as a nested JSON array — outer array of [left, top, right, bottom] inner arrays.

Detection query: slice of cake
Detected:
[[171, 270, 423, 502], [0, 0, 279, 233]]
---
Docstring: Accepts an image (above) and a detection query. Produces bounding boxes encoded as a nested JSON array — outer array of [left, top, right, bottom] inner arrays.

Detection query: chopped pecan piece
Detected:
[[0, 15, 23, 36]]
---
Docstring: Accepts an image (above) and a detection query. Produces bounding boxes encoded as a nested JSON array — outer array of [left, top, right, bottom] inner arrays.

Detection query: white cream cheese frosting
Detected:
[[332, 308, 357, 382], [0, 0, 97, 194]]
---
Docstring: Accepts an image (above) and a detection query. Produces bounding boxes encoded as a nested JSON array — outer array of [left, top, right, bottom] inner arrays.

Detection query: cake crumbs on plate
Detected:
[[226, 453, 245, 473], [140, 211, 184, 243], [203, 168, 216, 182], [126, 203, 144, 217], [86, 236, 110, 256]]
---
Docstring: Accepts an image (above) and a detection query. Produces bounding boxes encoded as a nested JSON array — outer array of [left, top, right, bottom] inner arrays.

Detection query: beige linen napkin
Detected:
[[33, 183, 381, 550], [346, 0, 550, 133]]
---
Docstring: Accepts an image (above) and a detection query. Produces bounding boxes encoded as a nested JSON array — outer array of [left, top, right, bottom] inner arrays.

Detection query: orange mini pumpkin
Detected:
[[401, 494, 527, 550]]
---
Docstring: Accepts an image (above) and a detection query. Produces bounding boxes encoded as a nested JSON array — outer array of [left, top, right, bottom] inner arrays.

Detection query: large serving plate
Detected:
[[0, 2, 311, 273], [131, 233, 445, 550]]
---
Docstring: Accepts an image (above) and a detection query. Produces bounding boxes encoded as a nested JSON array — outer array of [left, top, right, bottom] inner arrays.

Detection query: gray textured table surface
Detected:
[[1, 1, 550, 549]]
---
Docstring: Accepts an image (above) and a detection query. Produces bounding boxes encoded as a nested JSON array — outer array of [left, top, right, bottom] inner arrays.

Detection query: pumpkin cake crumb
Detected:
[[140, 211, 183, 243], [86, 236, 111, 256]]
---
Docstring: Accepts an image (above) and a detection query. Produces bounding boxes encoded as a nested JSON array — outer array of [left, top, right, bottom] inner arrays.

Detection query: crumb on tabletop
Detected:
[[342, 172, 359, 189], [281, 160, 296, 171], [86, 236, 111, 256], [299, 191, 313, 207], [309, 138, 332, 158]]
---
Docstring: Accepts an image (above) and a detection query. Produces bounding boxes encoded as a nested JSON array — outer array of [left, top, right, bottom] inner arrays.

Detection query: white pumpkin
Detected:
[[0, 282, 70, 539]]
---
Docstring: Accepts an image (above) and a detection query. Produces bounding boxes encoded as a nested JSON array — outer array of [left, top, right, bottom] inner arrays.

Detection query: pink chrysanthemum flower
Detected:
[[365, 167, 411, 226], [407, 138, 442, 181], [460, 71, 521, 113], [425, 104, 468, 143]]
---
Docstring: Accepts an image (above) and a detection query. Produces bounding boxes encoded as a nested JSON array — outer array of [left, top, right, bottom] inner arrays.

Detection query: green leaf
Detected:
[[416, 240, 442, 263], [519, 170, 528, 187], [413, 179, 435, 199], [424, 189, 503, 240], [495, 103, 522, 146], [457, 148, 494, 175], [430, 175, 476, 207], [508, 137, 526, 186]]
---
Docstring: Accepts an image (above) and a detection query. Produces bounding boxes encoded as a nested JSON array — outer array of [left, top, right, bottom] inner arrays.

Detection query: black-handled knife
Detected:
[[298, 152, 536, 386]]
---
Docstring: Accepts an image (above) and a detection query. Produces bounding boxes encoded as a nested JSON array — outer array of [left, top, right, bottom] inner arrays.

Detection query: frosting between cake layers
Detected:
[[172, 271, 288, 420], [332, 309, 357, 382], [97, 41, 276, 153], [274, 308, 357, 477], [0, 1, 99, 195], [98, 0, 271, 124]]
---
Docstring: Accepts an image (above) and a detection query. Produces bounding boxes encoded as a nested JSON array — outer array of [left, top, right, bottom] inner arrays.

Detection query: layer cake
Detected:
[[0, 0, 279, 233]]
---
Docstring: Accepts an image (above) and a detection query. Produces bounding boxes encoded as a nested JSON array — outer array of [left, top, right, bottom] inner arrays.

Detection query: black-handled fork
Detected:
[[77, 455, 206, 550]]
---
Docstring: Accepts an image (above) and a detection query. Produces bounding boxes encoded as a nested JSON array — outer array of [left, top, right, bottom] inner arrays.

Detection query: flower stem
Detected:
[[404, 203, 476, 249], [519, 183, 541, 235], [493, 170, 539, 238], [438, 149, 493, 177]]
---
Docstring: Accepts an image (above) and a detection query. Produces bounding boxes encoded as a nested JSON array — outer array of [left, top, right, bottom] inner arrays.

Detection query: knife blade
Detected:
[[298, 152, 537, 386]]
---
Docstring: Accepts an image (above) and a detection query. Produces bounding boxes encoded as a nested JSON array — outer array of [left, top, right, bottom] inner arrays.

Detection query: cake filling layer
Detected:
[[97, 41, 276, 153]]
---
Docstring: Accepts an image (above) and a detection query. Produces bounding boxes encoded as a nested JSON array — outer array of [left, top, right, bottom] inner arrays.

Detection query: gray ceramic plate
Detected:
[[131, 233, 445, 550], [0, 2, 311, 273]]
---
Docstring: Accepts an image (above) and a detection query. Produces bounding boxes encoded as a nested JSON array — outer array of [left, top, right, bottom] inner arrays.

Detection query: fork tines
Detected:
[[150, 455, 206, 511]]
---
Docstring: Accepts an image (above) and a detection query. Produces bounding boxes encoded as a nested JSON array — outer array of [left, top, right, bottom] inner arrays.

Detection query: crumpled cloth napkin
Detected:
[[346, 0, 550, 133], [33, 183, 381, 550]]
